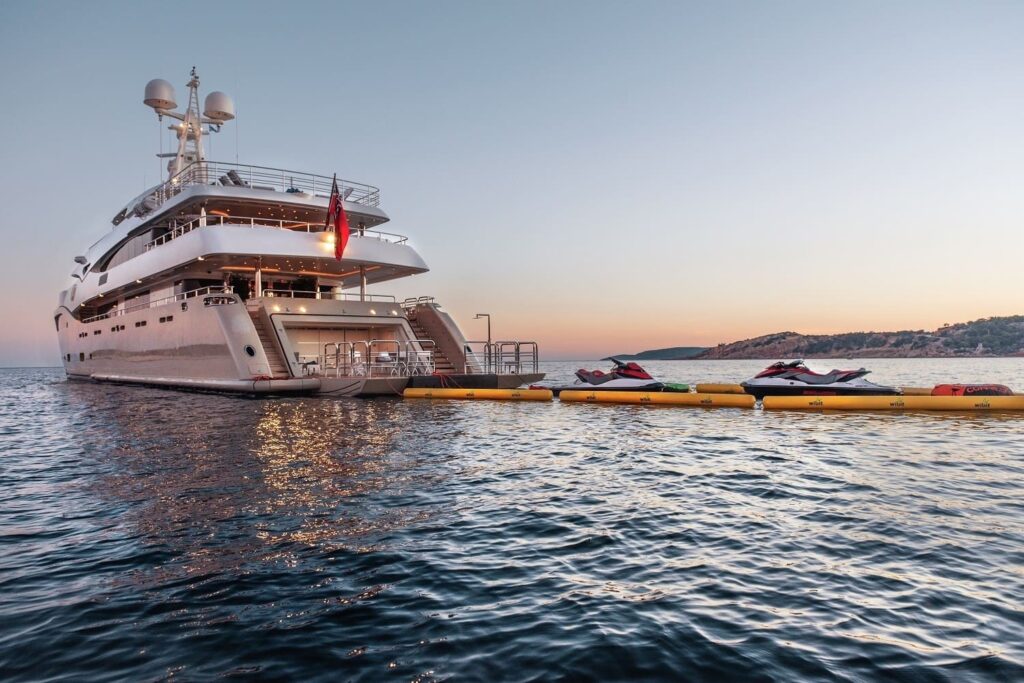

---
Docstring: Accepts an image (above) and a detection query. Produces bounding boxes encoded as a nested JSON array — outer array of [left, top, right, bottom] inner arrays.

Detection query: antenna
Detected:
[[144, 68, 235, 180]]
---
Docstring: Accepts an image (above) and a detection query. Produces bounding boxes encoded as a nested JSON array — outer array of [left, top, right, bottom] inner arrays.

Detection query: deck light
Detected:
[[370, 309, 377, 315], [299, 306, 307, 313], [136, 279, 142, 283], [273, 304, 281, 312], [197, 256, 205, 261]]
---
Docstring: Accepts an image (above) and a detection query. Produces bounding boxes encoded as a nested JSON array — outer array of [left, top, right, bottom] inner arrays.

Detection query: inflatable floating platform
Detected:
[[403, 388, 553, 401], [558, 390, 755, 408], [762, 394, 1024, 412]]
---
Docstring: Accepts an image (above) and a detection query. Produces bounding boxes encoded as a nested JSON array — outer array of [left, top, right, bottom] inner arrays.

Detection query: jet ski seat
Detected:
[[575, 369, 618, 385], [791, 369, 869, 385]]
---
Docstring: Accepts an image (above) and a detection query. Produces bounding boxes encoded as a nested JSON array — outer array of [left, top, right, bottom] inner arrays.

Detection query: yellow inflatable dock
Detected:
[[559, 390, 756, 408], [403, 388, 553, 401], [762, 394, 1024, 412], [694, 383, 747, 395]]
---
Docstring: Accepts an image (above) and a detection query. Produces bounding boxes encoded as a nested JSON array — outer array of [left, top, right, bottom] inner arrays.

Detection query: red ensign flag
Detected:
[[326, 174, 350, 260]]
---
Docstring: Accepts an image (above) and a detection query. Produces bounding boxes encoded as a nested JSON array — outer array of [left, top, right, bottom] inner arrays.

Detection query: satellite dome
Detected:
[[203, 91, 235, 122], [144, 79, 177, 110]]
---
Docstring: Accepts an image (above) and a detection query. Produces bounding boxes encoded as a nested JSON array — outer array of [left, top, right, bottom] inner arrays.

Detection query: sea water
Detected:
[[1, 360, 1022, 681]]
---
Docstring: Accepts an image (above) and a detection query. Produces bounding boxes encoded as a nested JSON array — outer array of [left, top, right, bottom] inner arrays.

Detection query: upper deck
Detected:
[[114, 160, 382, 226]]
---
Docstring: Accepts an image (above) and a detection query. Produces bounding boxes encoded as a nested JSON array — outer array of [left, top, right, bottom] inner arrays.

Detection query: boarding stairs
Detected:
[[248, 309, 291, 379], [407, 313, 457, 373]]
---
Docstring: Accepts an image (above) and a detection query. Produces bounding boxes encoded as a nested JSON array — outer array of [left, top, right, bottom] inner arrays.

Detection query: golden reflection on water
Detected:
[[74, 392, 444, 586]]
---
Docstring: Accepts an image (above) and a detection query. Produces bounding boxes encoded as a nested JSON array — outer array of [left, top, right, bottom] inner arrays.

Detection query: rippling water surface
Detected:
[[2, 360, 1023, 681]]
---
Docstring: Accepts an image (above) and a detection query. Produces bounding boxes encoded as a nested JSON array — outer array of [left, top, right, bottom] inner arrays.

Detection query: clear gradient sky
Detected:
[[1, 1, 1022, 365]]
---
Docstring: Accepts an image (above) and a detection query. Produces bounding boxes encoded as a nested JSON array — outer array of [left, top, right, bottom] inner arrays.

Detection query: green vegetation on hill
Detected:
[[697, 316, 1024, 359], [606, 346, 708, 361]]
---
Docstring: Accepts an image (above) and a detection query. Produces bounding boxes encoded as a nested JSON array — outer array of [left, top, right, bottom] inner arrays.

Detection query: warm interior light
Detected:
[[369, 309, 376, 315], [272, 304, 281, 312], [298, 306, 307, 313], [197, 256, 205, 261]]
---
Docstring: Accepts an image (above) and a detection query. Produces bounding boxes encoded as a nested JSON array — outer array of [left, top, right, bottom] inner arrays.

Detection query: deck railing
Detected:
[[82, 286, 235, 323], [313, 339, 437, 377], [143, 214, 406, 252], [462, 341, 540, 375], [153, 161, 380, 208], [261, 289, 398, 303]]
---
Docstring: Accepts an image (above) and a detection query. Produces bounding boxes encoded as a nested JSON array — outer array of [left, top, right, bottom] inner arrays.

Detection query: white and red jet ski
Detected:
[[741, 360, 899, 399], [546, 359, 687, 396]]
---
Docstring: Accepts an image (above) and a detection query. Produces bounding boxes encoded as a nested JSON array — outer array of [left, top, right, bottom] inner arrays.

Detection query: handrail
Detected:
[[462, 340, 539, 375], [262, 289, 397, 302], [143, 214, 407, 252], [401, 296, 436, 308], [153, 160, 381, 208], [318, 339, 436, 377], [82, 286, 235, 323]]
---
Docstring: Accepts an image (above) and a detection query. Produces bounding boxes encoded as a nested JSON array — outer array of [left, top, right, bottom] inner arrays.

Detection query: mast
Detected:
[[169, 68, 205, 177], [144, 68, 234, 180]]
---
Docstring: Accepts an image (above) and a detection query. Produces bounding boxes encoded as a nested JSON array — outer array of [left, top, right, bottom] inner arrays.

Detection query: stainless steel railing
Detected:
[[143, 214, 407, 252], [317, 339, 436, 377], [462, 341, 539, 375], [400, 296, 436, 309], [261, 289, 398, 303], [153, 161, 381, 208], [81, 286, 236, 323]]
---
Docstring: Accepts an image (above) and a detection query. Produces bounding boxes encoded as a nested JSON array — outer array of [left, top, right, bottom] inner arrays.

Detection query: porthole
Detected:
[[244, 345, 256, 357]]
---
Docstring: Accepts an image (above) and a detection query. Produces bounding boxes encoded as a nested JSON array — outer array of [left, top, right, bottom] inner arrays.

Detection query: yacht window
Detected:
[[93, 330, 101, 335], [98, 273, 108, 285], [79, 353, 84, 361], [135, 320, 147, 328]]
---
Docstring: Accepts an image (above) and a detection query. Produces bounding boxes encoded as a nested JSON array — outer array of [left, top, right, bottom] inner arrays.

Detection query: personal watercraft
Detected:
[[545, 359, 688, 396], [741, 360, 899, 399]]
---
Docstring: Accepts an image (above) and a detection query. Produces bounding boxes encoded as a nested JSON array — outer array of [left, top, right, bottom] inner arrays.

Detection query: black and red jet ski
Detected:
[[741, 360, 899, 399], [546, 359, 688, 396]]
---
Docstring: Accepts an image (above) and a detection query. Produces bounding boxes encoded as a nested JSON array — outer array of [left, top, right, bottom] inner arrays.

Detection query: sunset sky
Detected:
[[1, 1, 1023, 365]]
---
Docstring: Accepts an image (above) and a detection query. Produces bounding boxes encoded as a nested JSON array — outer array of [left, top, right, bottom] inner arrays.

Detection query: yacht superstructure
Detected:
[[55, 69, 541, 395]]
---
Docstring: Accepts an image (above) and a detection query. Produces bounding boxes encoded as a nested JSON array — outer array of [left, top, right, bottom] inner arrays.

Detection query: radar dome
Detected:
[[144, 79, 177, 110], [203, 91, 235, 122]]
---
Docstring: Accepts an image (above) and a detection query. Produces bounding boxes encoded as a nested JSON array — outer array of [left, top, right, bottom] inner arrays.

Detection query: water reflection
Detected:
[[62, 386, 451, 585]]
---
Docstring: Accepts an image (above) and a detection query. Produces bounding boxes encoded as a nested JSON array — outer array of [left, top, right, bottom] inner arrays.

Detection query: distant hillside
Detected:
[[606, 346, 708, 361], [697, 316, 1024, 360]]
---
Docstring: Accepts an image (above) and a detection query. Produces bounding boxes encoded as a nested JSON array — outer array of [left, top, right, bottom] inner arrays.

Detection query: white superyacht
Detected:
[[55, 69, 541, 396]]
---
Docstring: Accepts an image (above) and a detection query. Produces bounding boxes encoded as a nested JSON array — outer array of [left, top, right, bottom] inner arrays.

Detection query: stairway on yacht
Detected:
[[248, 309, 291, 378], [407, 313, 457, 373]]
